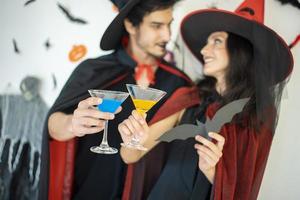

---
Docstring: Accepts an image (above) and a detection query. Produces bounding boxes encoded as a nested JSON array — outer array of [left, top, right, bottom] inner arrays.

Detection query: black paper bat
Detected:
[[12, 39, 20, 54], [24, 0, 36, 6], [57, 3, 88, 24], [44, 38, 51, 50], [51, 73, 57, 90], [276, 0, 300, 9], [157, 98, 250, 142]]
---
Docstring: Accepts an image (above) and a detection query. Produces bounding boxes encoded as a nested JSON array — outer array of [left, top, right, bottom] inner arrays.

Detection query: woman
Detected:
[[118, 9, 293, 199]]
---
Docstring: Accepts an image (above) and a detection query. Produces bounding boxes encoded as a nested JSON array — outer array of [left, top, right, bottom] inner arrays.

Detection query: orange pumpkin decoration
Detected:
[[68, 45, 87, 62]]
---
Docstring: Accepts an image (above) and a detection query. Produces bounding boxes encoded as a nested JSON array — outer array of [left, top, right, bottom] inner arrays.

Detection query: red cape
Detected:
[[207, 103, 274, 200]]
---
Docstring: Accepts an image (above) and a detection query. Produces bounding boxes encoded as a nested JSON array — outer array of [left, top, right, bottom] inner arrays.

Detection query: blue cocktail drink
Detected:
[[98, 99, 123, 113], [88, 89, 129, 154]]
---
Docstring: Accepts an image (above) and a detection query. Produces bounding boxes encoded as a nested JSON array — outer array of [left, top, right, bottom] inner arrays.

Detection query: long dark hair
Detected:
[[198, 32, 261, 124]]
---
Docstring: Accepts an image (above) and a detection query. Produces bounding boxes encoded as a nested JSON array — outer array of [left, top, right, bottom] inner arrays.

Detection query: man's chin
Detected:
[[151, 49, 166, 59]]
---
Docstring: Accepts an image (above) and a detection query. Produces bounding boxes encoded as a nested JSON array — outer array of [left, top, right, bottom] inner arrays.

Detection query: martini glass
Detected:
[[121, 84, 166, 151], [88, 89, 129, 154]]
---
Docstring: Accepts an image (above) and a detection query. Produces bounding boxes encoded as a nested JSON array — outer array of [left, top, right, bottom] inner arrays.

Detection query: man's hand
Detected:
[[72, 97, 121, 137]]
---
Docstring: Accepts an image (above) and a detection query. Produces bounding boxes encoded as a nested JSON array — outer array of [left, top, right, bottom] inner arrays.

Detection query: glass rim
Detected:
[[88, 89, 129, 95], [125, 84, 167, 95]]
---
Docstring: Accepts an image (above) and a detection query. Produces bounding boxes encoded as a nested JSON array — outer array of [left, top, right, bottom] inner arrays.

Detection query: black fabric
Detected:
[[72, 75, 134, 200], [147, 104, 214, 200], [100, 0, 140, 50], [39, 47, 131, 200], [39, 46, 191, 200], [0, 143, 38, 200]]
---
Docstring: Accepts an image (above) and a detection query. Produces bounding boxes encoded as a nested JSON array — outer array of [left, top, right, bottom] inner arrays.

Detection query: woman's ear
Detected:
[[124, 18, 136, 35]]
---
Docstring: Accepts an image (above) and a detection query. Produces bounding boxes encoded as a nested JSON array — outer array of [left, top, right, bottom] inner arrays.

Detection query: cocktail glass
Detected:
[[88, 89, 129, 154], [120, 84, 166, 151]]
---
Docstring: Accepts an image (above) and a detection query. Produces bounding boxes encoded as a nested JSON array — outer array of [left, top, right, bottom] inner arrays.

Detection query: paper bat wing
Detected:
[[57, 3, 87, 24], [74, 18, 87, 24], [57, 3, 70, 18], [206, 98, 250, 132], [157, 124, 207, 142]]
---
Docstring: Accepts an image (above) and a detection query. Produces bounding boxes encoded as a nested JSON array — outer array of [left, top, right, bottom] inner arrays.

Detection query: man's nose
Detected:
[[161, 26, 171, 42]]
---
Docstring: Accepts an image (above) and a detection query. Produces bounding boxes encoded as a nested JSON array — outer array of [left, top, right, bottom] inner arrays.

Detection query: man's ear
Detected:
[[124, 18, 136, 35]]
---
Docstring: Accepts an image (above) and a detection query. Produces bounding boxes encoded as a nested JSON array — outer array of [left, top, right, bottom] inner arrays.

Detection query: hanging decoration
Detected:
[[276, 0, 300, 9], [68, 44, 87, 62], [57, 2, 88, 24], [51, 73, 57, 90], [44, 38, 52, 50], [0, 76, 49, 198], [12, 39, 21, 54], [24, 0, 36, 6]]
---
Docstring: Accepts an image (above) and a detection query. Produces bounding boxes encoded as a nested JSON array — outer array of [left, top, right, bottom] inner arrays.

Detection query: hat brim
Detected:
[[100, 0, 140, 50], [181, 9, 293, 83]]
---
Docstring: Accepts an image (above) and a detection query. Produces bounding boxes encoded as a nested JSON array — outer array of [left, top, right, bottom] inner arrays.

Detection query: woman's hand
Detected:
[[118, 110, 149, 145], [194, 132, 225, 183]]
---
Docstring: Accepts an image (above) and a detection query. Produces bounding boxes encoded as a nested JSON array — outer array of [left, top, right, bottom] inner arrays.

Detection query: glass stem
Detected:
[[100, 120, 109, 146]]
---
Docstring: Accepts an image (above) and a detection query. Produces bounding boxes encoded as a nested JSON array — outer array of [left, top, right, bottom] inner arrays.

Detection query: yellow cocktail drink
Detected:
[[132, 98, 157, 114]]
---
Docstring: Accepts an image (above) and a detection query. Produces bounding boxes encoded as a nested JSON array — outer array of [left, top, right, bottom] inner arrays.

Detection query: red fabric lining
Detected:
[[49, 139, 76, 200], [205, 103, 274, 200]]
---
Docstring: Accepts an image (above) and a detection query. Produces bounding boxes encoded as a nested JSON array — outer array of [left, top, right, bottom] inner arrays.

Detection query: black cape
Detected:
[[39, 47, 192, 200]]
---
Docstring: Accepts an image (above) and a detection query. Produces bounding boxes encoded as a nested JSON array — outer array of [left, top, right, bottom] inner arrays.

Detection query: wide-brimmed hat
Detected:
[[110, 0, 128, 10], [101, 0, 140, 50], [180, 9, 294, 84]]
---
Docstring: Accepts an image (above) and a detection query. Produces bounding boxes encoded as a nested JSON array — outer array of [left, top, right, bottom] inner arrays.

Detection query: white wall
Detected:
[[0, 0, 116, 105], [0, 0, 299, 199], [258, 1, 300, 199]]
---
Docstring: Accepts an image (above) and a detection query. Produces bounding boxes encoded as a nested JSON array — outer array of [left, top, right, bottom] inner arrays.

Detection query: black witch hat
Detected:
[[180, 8, 293, 84], [101, 0, 140, 50]]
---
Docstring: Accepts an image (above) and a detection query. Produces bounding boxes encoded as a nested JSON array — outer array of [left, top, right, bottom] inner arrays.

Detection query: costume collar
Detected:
[[115, 46, 137, 70]]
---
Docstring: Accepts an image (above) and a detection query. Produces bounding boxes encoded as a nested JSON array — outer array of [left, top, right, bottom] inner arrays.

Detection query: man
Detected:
[[39, 0, 199, 199]]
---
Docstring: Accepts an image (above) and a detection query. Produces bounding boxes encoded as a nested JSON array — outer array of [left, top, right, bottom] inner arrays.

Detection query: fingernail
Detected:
[[208, 132, 213, 136]]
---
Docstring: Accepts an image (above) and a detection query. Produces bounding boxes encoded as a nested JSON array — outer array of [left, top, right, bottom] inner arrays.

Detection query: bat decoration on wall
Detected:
[[276, 0, 300, 9], [157, 98, 250, 142], [57, 3, 88, 24], [12, 39, 21, 54], [44, 38, 52, 50], [24, 0, 36, 6], [51, 73, 57, 90]]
